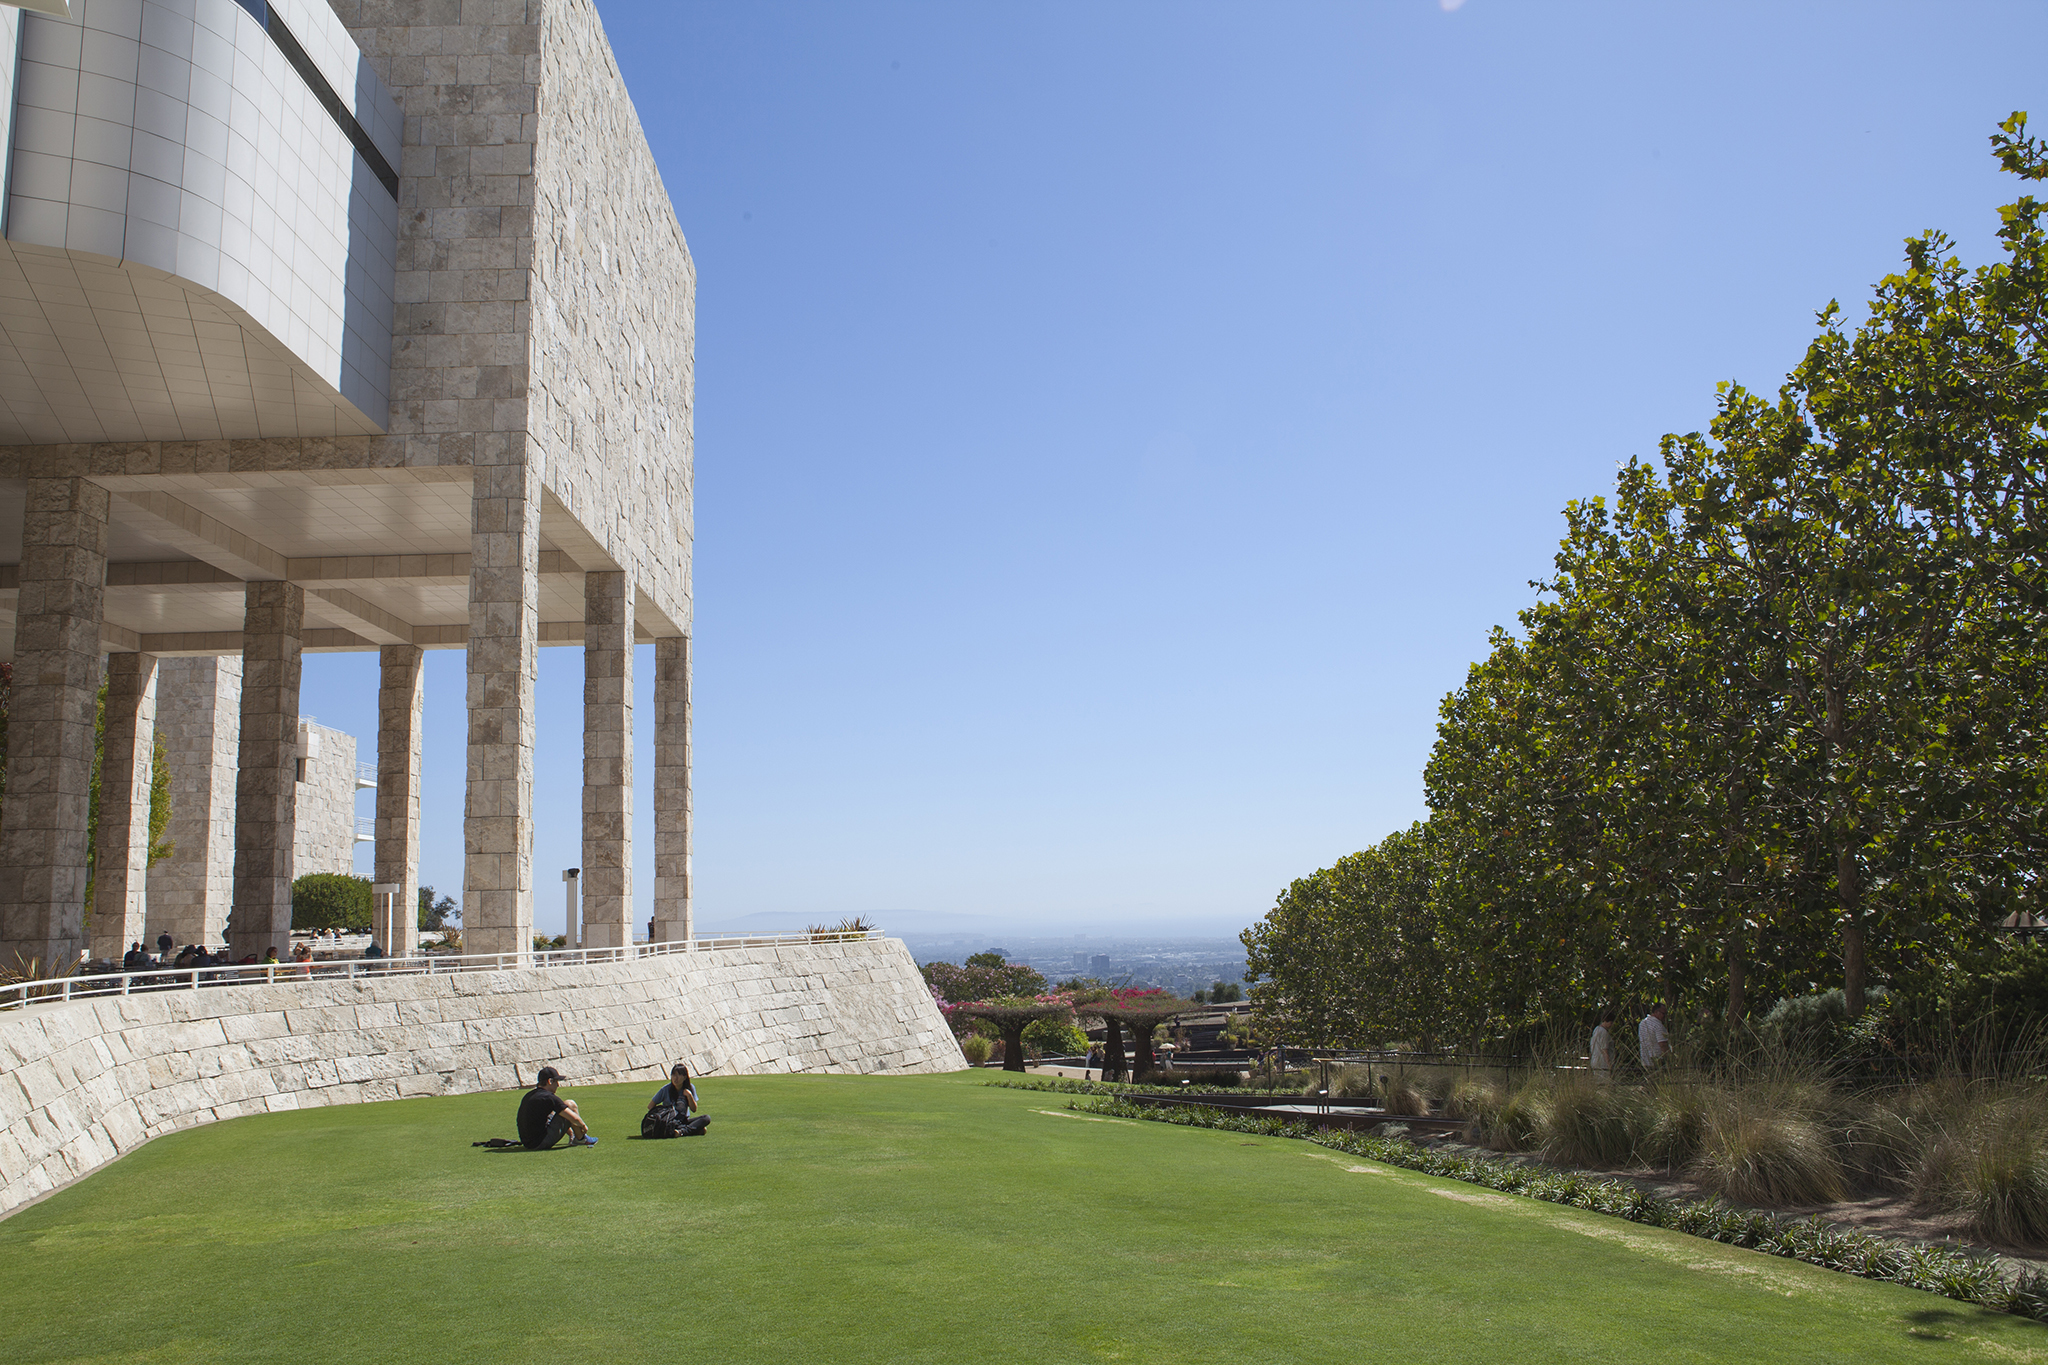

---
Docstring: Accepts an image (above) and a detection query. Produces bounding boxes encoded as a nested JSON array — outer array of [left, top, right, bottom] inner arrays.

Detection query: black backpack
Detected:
[[642, 1104, 709, 1139]]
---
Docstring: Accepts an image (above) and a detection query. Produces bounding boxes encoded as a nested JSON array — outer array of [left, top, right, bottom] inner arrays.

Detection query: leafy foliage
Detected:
[[418, 885, 459, 931], [1245, 115, 2048, 1042], [291, 873, 372, 932], [920, 957, 1047, 1005]]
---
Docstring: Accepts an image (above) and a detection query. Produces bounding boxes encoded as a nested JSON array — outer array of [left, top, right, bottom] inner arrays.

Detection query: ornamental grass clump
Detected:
[[1542, 1077, 1654, 1168], [1915, 1087, 2048, 1247], [1454, 1076, 1546, 1151], [1690, 1087, 1846, 1207], [1640, 1080, 1711, 1170]]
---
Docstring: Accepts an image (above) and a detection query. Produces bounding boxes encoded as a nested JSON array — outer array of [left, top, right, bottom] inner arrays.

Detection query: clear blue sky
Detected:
[[302, 0, 2048, 940]]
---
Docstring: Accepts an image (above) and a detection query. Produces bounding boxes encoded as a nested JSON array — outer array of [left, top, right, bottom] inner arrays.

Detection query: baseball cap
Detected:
[[537, 1066, 563, 1085]]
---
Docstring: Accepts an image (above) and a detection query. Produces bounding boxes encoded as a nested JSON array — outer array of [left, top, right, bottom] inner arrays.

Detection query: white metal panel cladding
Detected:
[[0, 0, 398, 440]]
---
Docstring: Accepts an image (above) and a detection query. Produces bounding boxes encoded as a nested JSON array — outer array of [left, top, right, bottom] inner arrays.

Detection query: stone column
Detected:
[[581, 570, 634, 952], [651, 635, 692, 945], [91, 651, 159, 962], [465, 459, 541, 961], [228, 582, 303, 961], [0, 478, 110, 972], [147, 657, 241, 949], [376, 645, 424, 958]]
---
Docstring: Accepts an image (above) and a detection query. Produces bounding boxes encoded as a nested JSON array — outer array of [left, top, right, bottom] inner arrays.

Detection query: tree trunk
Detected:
[[1725, 931, 1746, 1026], [1100, 1018, 1127, 1082], [1838, 846, 1866, 1018], [1001, 1021, 1029, 1072], [1131, 1021, 1158, 1077]]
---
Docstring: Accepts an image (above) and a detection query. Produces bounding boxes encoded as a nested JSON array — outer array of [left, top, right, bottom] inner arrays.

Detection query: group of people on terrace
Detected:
[[107, 930, 372, 977]]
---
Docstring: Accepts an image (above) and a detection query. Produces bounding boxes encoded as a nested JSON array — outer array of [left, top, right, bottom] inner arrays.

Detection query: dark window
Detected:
[[230, 0, 398, 200]]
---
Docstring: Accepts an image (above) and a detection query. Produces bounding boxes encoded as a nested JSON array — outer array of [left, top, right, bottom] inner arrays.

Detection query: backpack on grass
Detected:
[[642, 1104, 710, 1139]]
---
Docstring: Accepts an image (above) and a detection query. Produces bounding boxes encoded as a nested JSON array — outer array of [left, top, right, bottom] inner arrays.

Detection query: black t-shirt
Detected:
[[517, 1087, 567, 1148]]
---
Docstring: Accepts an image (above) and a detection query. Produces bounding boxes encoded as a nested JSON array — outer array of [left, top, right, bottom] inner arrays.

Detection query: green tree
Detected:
[[920, 958, 1047, 1002], [1243, 824, 1451, 1047], [292, 873, 373, 932], [418, 885, 459, 930]]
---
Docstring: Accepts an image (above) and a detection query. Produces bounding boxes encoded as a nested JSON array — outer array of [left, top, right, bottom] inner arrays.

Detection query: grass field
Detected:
[[7, 1072, 2048, 1364]]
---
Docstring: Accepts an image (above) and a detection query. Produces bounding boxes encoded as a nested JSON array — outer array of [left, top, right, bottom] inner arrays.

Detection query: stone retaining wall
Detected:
[[0, 937, 960, 1217]]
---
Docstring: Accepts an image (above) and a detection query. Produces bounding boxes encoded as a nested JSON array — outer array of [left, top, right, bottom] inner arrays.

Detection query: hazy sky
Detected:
[[301, 0, 2048, 940]]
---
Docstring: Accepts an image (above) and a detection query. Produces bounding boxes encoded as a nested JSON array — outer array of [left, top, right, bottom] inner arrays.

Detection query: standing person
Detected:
[[1589, 1009, 1615, 1078], [155, 930, 174, 961], [1638, 1003, 1670, 1072]]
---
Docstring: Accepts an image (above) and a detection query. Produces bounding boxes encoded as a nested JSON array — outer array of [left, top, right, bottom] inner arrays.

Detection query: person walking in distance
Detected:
[[1638, 1003, 1670, 1072], [1589, 1009, 1616, 1079]]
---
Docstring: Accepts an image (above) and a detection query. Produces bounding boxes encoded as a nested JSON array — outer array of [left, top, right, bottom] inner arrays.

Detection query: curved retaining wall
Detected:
[[0, 938, 960, 1216]]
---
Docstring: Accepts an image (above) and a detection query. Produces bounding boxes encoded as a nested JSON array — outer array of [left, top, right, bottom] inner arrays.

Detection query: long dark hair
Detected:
[[669, 1062, 692, 1091]]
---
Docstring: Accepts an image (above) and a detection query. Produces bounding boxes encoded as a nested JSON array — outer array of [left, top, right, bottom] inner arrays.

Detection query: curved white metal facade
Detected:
[[0, 0, 398, 441]]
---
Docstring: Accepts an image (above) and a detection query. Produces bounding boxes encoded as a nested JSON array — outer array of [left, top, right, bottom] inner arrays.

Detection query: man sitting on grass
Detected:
[[518, 1067, 596, 1149]]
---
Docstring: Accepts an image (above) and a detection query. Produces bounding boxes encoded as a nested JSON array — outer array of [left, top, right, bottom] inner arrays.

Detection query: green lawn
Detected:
[[7, 1072, 2047, 1363]]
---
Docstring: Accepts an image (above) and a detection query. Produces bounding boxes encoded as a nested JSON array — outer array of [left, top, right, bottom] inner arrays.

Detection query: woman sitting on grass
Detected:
[[648, 1063, 709, 1136]]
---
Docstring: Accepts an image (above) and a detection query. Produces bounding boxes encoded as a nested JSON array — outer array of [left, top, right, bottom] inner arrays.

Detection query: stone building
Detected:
[[0, 0, 694, 970], [142, 677, 370, 951]]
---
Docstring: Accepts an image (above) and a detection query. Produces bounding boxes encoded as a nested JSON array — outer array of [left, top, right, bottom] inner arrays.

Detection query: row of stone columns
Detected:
[[0, 473, 695, 973]]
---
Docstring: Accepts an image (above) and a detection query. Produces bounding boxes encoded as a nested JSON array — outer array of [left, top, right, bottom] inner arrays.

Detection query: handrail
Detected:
[[0, 929, 884, 1012]]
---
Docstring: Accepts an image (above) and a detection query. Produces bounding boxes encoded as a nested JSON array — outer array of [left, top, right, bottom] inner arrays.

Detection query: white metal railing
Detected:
[[354, 817, 375, 840], [0, 929, 883, 1012], [356, 763, 378, 787]]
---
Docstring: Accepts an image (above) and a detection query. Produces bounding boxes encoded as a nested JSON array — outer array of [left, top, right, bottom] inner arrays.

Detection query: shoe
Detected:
[[577, 1135, 597, 1147]]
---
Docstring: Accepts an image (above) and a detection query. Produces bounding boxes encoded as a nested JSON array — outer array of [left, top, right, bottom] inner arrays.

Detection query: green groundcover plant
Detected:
[[1061, 1088, 2048, 1323]]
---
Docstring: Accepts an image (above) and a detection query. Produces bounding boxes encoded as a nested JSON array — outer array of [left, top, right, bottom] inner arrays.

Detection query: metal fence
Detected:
[[0, 929, 882, 1012]]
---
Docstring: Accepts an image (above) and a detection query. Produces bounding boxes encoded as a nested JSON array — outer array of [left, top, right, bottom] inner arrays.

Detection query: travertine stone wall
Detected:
[[228, 582, 304, 960], [324, 0, 693, 634], [90, 653, 159, 962], [149, 656, 243, 950], [529, 0, 693, 633], [290, 721, 360, 880], [374, 645, 423, 958], [464, 457, 541, 958], [0, 478, 110, 969], [581, 568, 631, 950], [652, 635, 691, 943], [0, 938, 962, 1216]]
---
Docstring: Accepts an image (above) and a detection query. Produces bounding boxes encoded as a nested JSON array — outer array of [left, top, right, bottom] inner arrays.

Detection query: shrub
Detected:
[[1172, 1067, 1244, 1087], [1326, 1065, 1378, 1099], [1022, 1019, 1088, 1057], [960, 1035, 993, 1065], [291, 873, 371, 931], [1691, 1092, 1846, 1206], [1543, 1077, 1653, 1168], [1914, 1087, 2048, 1246], [1641, 1082, 1710, 1170], [1386, 1071, 1438, 1117]]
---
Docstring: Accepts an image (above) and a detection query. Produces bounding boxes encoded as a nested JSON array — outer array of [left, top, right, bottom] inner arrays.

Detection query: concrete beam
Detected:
[[305, 587, 413, 645], [113, 491, 287, 581]]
